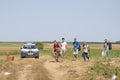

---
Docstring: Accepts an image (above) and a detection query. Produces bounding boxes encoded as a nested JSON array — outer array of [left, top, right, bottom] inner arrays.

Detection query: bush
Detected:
[[36, 42, 44, 50]]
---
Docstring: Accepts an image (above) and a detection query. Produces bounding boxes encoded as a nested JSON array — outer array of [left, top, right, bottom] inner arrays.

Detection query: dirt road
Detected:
[[17, 58, 51, 80], [0, 55, 94, 80], [0, 56, 51, 80]]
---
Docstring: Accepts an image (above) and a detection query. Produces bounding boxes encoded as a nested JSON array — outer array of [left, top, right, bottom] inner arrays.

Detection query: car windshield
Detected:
[[23, 45, 36, 49]]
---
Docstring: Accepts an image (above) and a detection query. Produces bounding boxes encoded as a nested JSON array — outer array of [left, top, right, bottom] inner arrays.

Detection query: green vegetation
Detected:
[[0, 42, 22, 47], [0, 47, 120, 59], [0, 50, 20, 56], [36, 42, 44, 49], [110, 50, 120, 58], [40, 49, 120, 59], [84, 61, 120, 80]]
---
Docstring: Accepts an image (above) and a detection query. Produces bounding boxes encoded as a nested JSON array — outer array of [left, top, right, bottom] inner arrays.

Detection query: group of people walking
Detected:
[[53, 38, 90, 62], [53, 38, 111, 62]]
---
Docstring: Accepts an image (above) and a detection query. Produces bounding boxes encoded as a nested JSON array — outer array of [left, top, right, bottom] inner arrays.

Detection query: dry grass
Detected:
[[0, 47, 19, 51]]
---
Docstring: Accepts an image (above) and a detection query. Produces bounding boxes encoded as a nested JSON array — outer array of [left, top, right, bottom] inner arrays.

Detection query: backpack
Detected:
[[78, 45, 81, 51], [108, 42, 112, 50]]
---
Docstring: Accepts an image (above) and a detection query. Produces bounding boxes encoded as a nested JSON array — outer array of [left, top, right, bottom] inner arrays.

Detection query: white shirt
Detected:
[[83, 45, 89, 53], [61, 42, 67, 50], [104, 43, 109, 50]]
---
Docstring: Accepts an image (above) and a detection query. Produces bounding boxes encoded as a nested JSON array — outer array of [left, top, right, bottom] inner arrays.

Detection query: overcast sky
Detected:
[[0, 0, 120, 42]]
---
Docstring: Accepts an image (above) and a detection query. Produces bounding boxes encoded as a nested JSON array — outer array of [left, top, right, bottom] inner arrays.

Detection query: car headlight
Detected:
[[21, 50, 28, 53]]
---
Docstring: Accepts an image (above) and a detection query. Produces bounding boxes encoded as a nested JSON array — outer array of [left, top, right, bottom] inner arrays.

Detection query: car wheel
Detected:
[[21, 56, 25, 58]]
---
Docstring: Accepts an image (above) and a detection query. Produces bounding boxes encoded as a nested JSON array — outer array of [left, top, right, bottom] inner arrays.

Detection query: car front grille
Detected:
[[28, 51, 33, 53]]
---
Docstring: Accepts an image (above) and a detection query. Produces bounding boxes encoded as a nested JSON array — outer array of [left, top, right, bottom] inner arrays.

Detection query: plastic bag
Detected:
[[102, 51, 106, 57]]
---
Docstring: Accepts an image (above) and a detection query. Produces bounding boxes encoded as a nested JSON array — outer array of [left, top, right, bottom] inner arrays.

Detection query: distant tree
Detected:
[[36, 42, 44, 50], [115, 41, 120, 44]]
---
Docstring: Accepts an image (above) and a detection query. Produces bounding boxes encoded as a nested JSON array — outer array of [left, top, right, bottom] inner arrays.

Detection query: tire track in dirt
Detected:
[[17, 58, 51, 80], [0, 55, 95, 80], [18, 64, 32, 80]]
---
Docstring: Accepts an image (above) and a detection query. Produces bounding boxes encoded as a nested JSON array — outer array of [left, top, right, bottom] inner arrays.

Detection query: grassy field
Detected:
[[0, 42, 120, 80], [0, 42, 120, 62]]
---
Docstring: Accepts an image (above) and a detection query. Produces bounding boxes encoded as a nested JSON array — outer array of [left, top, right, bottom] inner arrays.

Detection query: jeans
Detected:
[[82, 52, 89, 62], [105, 49, 110, 59]]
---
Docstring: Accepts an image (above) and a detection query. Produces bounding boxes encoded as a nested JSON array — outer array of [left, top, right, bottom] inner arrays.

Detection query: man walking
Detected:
[[73, 38, 80, 60], [104, 39, 110, 60], [60, 38, 67, 60]]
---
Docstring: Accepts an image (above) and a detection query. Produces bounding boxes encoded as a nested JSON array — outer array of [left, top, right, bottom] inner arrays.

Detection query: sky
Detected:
[[0, 0, 120, 42]]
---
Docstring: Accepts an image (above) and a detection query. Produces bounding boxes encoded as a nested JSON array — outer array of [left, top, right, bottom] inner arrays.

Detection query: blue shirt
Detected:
[[73, 41, 80, 49]]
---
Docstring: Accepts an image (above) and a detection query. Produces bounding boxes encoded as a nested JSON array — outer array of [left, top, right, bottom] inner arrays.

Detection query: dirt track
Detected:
[[17, 58, 51, 80], [0, 55, 93, 80], [0, 56, 52, 80], [0, 55, 109, 80]]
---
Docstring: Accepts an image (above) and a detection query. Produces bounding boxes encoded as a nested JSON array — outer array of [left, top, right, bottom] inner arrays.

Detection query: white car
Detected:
[[20, 42, 39, 58]]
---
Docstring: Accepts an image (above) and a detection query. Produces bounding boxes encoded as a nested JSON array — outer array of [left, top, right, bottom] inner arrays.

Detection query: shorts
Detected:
[[60, 49, 66, 54], [73, 49, 78, 55]]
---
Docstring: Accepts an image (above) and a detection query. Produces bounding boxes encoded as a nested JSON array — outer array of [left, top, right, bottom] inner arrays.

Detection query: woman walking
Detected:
[[82, 41, 90, 62], [53, 40, 61, 62]]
